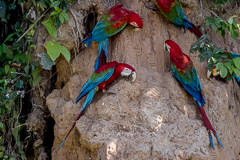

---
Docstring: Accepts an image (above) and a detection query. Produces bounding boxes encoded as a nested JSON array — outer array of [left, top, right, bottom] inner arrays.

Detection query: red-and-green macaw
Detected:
[[207, 52, 240, 86], [82, 4, 143, 71], [58, 61, 136, 150], [145, 0, 202, 39], [164, 40, 223, 150]]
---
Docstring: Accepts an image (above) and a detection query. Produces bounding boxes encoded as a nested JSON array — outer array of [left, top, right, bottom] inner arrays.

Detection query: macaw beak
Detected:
[[133, 28, 141, 31], [130, 71, 137, 82]]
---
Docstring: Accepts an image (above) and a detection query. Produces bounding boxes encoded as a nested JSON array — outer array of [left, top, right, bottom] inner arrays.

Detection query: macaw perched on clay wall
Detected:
[[82, 4, 143, 71], [165, 40, 223, 150], [207, 52, 240, 87], [58, 61, 136, 149], [145, 0, 202, 39]]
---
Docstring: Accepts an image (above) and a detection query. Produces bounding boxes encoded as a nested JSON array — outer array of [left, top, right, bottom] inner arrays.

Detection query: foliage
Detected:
[[0, 0, 71, 159], [213, 0, 236, 5], [190, 35, 240, 78], [41, 0, 70, 62], [45, 41, 70, 62], [205, 15, 240, 40]]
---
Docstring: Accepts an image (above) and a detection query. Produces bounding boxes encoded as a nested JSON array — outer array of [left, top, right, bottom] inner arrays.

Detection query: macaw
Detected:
[[82, 3, 143, 71], [145, 0, 202, 39], [58, 61, 136, 150], [164, 40, 223, 150], [207, 52, 240, 86]]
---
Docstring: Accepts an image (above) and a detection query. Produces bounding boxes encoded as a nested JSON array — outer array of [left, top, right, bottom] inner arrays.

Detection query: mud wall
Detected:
[[31, 0, 240, 159]]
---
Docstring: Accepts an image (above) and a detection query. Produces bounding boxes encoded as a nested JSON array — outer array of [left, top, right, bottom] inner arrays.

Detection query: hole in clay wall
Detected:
[[83, 7, 98, 38]]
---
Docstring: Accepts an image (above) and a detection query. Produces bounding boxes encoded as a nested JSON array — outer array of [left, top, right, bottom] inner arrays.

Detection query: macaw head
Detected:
[[118, 63, 136, 82], [207, 65, 219, 79], [127, 11, 143, 30], [164, 40, 182, 58]]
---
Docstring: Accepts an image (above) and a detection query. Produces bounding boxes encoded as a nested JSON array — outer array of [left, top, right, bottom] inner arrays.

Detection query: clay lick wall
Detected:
[[34, 0, 240, 159]]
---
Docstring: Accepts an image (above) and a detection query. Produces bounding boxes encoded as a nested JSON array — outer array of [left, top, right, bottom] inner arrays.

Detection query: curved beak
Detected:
[[133, 28, 141, 31], [130, 71, 137, 82]]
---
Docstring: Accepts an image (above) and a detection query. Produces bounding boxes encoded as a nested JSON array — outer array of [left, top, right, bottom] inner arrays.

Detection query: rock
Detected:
[[44, 0, 240, 159]]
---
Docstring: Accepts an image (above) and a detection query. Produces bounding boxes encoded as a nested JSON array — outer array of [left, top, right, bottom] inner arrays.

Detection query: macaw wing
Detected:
[[76, 67, 115, 102], [171, 63, 205, 106], [92, 12, 128, 42]]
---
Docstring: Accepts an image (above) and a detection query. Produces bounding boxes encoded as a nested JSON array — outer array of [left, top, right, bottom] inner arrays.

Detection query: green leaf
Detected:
[[4, 33, 14, 42], [224, 61, 232, 70], [233, 67, 240, 77], [42, 20, 57, 38], [216, 62, 223, 71], [24, 65, 30, 74], [4, 65, 10, 74], [32, 68, 39, 79], [220, 66, 228, 78], [59, 13, 64, 23], [38, 53, 55, 70], [0, 0, 6, 18], [2, 43, 6, 53], [233, 57, 240, 69], [7, 3, 16, 10], [60, 12, 69, 22], [33, 74, 41, 87], [0, 122, 3, 132], [228, 16, 233, 24], [15, 80, 24, 89], [50, 1, 60, 7], [45, 41, 70, 62], [50, 11, 58, 16]]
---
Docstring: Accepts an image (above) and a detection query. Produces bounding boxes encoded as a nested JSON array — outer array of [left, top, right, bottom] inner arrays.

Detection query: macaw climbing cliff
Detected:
[[29, 0, 240, 159]]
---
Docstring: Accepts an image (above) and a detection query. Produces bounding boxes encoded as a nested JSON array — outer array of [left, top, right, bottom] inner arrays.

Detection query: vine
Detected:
[[0, 0, 71, 159]]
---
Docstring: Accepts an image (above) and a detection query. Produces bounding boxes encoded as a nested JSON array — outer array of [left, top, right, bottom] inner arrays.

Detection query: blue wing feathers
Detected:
[[76, 68, 115, 103], [81, 36, 93, 47], [171, 64, 205, 106]]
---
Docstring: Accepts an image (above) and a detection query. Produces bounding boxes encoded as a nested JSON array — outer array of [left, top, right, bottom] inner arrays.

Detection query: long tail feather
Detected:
[[184, 20, 203, 39], [208, 131, 215, 150], [81, 35, 93, 47], [58, 111, 83, 150], [94, 38, 109, 71], [198, 107, 223, 149], [58, 87, 99, 150]]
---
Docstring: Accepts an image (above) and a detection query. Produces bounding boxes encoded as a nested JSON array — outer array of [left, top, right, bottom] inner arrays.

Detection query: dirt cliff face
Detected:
[[43, 0, 240, 159]]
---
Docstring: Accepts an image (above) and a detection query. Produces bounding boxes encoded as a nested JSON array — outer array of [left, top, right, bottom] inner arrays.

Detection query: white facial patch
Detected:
[[121, 67, 132, 77], [130, 22, 139, 28]]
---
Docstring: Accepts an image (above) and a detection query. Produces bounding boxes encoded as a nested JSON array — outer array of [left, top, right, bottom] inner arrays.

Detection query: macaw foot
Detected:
[[208, 130, 224, 150]]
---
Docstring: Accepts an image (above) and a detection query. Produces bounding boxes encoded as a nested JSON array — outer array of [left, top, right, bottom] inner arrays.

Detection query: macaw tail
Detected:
[[183, 20, 203, 39], [81, 35, 93, 47], [198, 107, 224, 150], [58, 87, 99, 150], [94, 38, 109, 71]]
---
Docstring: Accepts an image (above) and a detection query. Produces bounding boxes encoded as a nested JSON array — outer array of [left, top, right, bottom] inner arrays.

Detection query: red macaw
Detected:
[[58, 61, 136, 149], [145, 0, 202, 39], [207, 52, 240, 86], [82, 4, 143, 71], [165, 40, 223, 150]]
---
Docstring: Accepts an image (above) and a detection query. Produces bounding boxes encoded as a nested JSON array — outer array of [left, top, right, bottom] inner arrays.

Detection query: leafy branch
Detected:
[[190, 35, 240, 78], [205, 15, 240, 40]]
